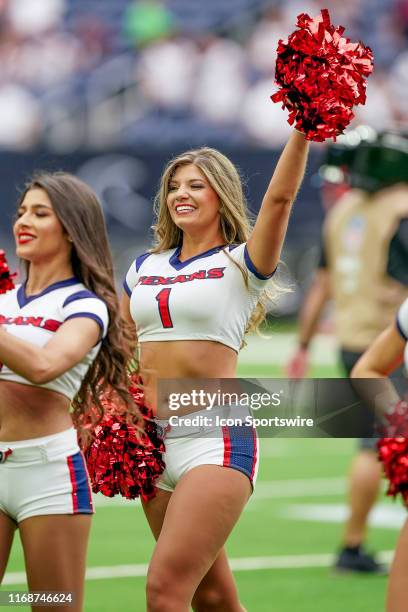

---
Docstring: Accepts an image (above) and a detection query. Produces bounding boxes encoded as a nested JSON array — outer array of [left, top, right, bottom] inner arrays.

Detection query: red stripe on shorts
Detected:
[[67, 455, 79, 513], [222, 426, 231, 467]]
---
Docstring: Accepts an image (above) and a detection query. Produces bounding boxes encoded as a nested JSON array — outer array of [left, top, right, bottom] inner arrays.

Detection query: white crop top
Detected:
[[0, 277, 109, 400], [396, 297, 408, 370], [124, 243, 275, 352]]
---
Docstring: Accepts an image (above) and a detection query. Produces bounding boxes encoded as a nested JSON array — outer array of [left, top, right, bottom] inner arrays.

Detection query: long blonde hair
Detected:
[[152, 147, 286, 340]]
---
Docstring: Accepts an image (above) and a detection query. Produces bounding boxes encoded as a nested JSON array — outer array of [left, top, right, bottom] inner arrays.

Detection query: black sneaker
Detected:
[[333, 546, 388, 574]]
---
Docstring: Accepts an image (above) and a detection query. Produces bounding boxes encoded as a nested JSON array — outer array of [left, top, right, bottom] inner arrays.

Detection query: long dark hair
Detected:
[[19, 171, 139, 440]]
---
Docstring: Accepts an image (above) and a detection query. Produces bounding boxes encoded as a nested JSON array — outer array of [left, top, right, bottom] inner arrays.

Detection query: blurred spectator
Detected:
[[396, 0, 408, 35], [281, 0, 320, 27], [0, 0, 8, 20], [8, 0, 65, 37], [247, 5, 291, 75], [12, 32, 82, 87], [135, 36, 198, 112], [357, 0, 405, 68], [0, 0, 405, 149], [123, 0, 173, 47], [192, 35, 248, 124], [241, 78, 292, 146], [354, 72, 396, 131], [74, 16, 114, 69], [389, 50, 408, 124], [0, 83, 41, 148]]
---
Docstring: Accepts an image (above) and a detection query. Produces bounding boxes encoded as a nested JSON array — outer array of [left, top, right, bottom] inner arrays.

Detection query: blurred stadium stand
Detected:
[[0, 0, 405, 151], [0, 0, 407, 313]]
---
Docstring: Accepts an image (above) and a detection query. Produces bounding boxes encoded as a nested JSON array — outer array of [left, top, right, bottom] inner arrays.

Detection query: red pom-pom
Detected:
[[378, 437, 408, 507], [0, 250, 16, 294], [377, 399, 408, 438], [271, 9, 374, 141], [84, 377, 165, 501]]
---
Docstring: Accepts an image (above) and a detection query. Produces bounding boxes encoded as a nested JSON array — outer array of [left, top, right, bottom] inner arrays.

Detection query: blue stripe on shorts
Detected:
[[70, 452, 93, 513], [226, 425, 257, 480]]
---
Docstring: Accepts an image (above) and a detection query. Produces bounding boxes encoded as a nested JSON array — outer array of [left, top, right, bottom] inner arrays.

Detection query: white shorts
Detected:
[[155, 407, 259, 493], [0, 428, 93, 523]]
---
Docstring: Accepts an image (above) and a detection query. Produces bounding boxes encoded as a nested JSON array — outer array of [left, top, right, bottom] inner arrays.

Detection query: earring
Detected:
[[67, 236, 73, 243]]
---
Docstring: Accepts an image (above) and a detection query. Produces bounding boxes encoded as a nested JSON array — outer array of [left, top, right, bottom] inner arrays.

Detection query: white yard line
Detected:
[[284, 503, 406, 530], [2, 551, 395, 585]]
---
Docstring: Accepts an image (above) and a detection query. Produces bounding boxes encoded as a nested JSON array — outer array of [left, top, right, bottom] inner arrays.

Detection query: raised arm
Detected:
[[0, 317, 101, 384], [247, 130, 309, 276]]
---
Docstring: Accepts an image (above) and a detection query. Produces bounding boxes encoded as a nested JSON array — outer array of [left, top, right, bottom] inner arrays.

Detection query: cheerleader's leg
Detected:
[[0, 511, 16, 584], [19, 514, 91, 612], [387, 518, 408, 612], [145, 464, 250, 612]]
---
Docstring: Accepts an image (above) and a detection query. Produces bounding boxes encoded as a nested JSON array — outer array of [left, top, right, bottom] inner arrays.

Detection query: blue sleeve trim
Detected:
[[64, 312, 105, 337], [244, 245, 277, 280], [63, 290, 98, 307], [136, 252, 151, 272], [396, 317, 408, 341], [123, 278, 132, 297]]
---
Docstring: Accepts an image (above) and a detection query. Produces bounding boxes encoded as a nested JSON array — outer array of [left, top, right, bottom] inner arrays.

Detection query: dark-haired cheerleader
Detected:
[[0, 175, 139, 612]]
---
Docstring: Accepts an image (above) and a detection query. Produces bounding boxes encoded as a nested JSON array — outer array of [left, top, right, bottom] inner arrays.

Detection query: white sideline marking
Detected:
[[2, 551, 395, 585], [285, 503, 407, 530]]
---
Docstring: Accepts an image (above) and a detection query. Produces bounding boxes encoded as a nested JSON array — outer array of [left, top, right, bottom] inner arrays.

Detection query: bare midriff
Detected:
[[0, 381, 72, 441], [139, 340, 238, 418]]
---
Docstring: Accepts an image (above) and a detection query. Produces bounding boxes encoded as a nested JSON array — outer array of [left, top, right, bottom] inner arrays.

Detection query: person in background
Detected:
[[287, 130, 408, 573], [351, 297, 408, 610]]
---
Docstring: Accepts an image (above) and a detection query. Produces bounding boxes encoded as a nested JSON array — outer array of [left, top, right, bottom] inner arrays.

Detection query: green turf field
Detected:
[[1, 333, 403, 611]]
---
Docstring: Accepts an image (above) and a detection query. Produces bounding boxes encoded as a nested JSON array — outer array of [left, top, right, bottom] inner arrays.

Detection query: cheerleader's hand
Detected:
[[285, 347, 309, 379]]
